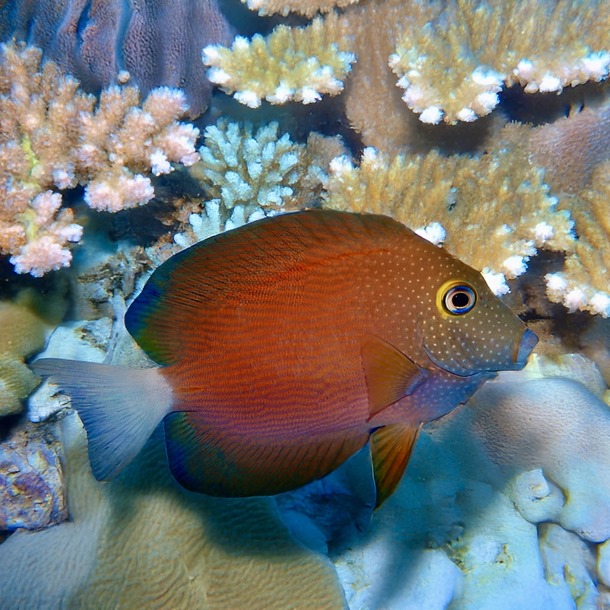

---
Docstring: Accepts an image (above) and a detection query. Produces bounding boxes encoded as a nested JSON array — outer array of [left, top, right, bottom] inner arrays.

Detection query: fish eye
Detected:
[[437, 281, 477, 316]]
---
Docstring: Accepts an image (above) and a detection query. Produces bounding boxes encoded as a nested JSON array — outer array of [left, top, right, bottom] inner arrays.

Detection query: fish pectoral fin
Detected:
[[370, 423, 422, 507], [361, 334, 428, 419], [164, 411, 369, 497]]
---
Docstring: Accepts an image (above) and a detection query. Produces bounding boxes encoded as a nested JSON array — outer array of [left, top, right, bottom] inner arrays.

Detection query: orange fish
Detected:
[[33, 210, 537, 505]]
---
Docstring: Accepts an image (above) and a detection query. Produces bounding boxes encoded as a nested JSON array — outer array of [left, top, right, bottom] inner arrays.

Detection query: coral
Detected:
[[465, 374, 610, 543], [330, 362, 610, 609], [0, 413, 346, 606], [0, 0, 233, 117], [0, 42, 199, 276], [0, 420, 67, 530], [528, 105, 610, 195], [545, 162, 610, 317], [241, 0, 360, 18], [389, 0, 610, 124], [322, 133, 574, 295], [338, 0, 444, 155], [0, 294, 49, 416], [203, 15, 354, 108], [190, 119, 339, 222]]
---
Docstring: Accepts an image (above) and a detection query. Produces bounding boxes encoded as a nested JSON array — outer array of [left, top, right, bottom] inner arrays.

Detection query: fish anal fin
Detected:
[[165, 412, 369, 496], [361, 335, 428, 419], [371, 423, 421, 507]]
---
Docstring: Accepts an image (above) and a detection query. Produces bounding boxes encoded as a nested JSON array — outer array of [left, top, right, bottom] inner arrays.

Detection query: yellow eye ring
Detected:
[[436, 280, 477, 317]]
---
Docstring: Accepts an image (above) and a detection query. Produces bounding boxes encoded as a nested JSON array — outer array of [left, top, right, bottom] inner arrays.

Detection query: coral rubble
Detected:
[[0, 420, 67, 531]]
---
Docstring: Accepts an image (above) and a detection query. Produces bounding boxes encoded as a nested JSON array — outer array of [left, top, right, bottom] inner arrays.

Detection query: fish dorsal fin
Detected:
[[361, 335, 428, 418], [371, 423, 421, 507], [164, 411, 369, 496], [125, 210, 410, 365]]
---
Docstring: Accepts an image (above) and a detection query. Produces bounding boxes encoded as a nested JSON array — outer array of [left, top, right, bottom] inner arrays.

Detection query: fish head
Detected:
[[419, 262, 538, 377]]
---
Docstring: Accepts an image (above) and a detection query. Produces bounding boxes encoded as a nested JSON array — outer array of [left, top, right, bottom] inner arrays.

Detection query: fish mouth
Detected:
[[512, 327, 538, 369]]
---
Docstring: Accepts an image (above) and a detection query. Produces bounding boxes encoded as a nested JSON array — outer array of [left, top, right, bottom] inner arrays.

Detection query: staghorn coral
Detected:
[[203, 15, 355, 108], [241, 0, 360, 17], [390, 0, 610, 124], [546, 163, 610, 317], [0, 0, 233, 118], [322, 133, 575, 295], [190, 119, 341, 222], [0, 42, 199, 276]]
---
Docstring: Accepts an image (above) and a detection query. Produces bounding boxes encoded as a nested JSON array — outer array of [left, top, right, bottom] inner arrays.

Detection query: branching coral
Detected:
[[203, 15, 354, 108], [0, 42, 199, 276], [190, 119, 341, 222], [390, 0, 610, 124], [241, 0, 360, 17], [322, 136, 575, 295], [546, 163, 610, 317]]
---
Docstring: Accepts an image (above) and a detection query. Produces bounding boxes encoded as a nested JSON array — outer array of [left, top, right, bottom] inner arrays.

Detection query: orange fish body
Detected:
[[34, 210, 537, 505]]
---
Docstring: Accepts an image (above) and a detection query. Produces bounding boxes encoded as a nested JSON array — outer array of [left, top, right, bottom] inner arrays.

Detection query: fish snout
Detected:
[[513, 327, 538, 369]]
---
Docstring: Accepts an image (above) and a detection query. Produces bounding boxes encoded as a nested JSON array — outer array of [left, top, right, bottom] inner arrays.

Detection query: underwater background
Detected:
[[0, 0, 609, 608]]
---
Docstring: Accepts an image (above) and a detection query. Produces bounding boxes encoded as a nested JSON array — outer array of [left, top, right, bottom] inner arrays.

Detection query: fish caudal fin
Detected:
[[32, 359, 173, 480], [370, 423, 422, 507]]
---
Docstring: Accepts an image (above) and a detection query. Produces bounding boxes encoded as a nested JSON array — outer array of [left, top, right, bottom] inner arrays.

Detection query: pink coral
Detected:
[[0, 43, 200, 276]]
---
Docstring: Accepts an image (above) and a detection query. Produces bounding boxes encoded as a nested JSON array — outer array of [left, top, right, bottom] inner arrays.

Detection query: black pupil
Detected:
[[451, 291, 470, 308]]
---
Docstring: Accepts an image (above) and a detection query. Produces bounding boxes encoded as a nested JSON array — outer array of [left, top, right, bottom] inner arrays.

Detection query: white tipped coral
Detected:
[[192, 120, 314, 218], [322, 139, 575, 292], [389, 0, 610, 124], [202, 16, 354, 107]]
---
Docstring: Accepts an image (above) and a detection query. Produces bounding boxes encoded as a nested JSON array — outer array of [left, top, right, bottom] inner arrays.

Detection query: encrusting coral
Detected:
[[0, 293, 50, 416], [203, 15, 355, 108], [0, 42, 199, 276], [322, 132, 575, 296], [389, 0, 610, 124]]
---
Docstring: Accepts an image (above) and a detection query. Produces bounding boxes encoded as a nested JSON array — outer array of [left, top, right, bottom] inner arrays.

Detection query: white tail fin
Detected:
[[32, 359, 173, 480]]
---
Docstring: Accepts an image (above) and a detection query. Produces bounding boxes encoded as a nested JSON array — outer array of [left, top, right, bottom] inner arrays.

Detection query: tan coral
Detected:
[[528, 104, 610, 195], [546, 162, 610, 317], [390, 0, 610, 124], [322, 134, 574, 295], [202, 15, 355, 108], [241, 0, 360, 17], [0, 294, 50, 416], [0, 42, 199, 275], [0, 407, 346, 608]]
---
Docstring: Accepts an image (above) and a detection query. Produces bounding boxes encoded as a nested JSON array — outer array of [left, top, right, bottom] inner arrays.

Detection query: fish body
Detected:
[[34, 210, 537, 505]]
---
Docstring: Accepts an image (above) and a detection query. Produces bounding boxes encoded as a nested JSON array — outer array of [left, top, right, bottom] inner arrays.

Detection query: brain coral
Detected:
[[0, 411, 346, 608], [0, 0, 234, 117]]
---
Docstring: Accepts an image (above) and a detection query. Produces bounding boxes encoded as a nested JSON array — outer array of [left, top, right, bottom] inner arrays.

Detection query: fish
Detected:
[[32, 210, 538, 506]]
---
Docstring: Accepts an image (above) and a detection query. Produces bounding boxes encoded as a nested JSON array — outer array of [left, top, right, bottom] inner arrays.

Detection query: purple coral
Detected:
[[0, 0, 234, 117]]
